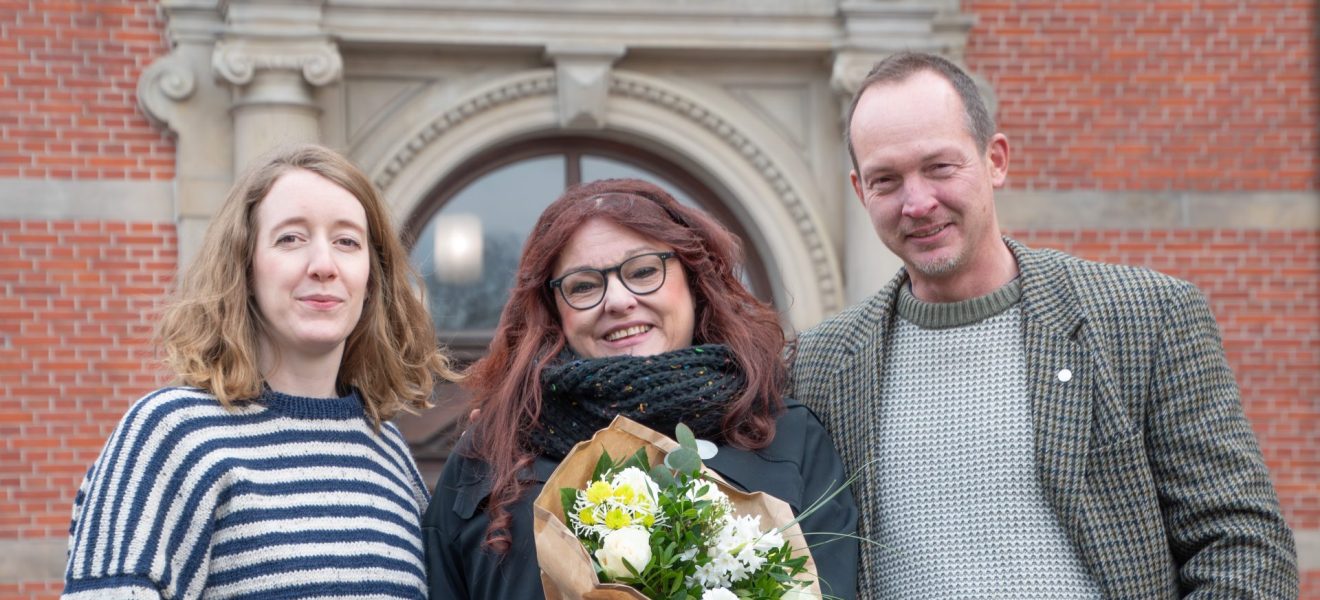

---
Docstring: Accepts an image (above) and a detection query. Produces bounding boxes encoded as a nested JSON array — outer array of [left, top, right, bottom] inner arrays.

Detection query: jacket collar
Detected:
[[1006, 237, 1087, 339]]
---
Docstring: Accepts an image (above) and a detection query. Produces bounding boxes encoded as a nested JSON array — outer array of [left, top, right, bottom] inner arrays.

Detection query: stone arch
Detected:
[[360, 68, 842, 328]]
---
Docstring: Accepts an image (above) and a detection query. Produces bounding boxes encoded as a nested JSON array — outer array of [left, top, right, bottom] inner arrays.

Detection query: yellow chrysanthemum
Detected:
[[605, 508, 630, 530], [586, 481, 612, 504], [613, 483, 636, 504], [641, 514, 655, 528], [578, 507, 596, 525]]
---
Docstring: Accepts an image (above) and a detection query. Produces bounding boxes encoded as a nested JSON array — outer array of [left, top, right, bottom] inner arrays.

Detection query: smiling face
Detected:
[[250, 169, 371, 366], [849, 70, 1014, 300], [553, 218, 695, 359]]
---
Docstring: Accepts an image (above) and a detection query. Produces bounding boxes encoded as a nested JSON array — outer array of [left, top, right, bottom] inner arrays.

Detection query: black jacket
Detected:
[[423, 401, 860, 599]]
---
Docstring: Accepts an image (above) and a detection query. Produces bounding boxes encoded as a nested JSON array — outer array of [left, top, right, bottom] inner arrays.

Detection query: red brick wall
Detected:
[[0, 220, 175, 539], [0, 0, 174, 179], [964, 0, 1317, 192], [0, 582, 60, 600]]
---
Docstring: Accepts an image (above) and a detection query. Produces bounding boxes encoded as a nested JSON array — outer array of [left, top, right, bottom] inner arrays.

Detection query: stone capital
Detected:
[[138, 51, 198, 129], [211, 38, 343, 88]]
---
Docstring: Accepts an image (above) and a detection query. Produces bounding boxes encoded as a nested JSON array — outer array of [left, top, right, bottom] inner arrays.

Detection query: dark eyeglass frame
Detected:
[[548, 251, 677, 310]]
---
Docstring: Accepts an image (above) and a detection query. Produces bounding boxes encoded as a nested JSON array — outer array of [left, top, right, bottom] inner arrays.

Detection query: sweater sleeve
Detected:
[[62, 390, 214, 600]]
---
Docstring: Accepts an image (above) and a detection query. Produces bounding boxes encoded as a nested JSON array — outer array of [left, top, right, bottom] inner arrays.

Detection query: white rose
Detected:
[[594, 526, 652, 579], [611, 467, 660, 504], [701, 588, 738, 600]]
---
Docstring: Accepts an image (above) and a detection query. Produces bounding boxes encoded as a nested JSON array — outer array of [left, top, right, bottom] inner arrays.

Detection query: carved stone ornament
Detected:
[[211, 38, 343, 87], [830, 51, 885, 98], [377, 70, 842, 312], [137, 52, 197, 128], [545, 43, 625, 130]]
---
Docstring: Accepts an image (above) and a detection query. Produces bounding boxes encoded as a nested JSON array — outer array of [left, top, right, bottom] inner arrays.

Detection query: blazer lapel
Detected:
[[822, 271, 904, 525], [1009, 239, 1095, 539]]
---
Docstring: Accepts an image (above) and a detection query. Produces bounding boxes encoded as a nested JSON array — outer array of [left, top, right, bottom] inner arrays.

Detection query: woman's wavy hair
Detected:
[[156, 144, 459, 427], [466, 178, 788, 552]]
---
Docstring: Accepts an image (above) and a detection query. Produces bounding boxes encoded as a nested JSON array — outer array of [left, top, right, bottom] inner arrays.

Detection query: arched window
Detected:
[[397, 137, 774, 480]]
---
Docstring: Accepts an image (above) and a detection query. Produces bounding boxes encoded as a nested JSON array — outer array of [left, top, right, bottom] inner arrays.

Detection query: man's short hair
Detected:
[[845, 52, 995, 173]]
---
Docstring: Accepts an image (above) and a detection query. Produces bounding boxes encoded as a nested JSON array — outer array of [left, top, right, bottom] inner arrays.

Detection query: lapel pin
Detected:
[[1057, 368, 1073, 382]]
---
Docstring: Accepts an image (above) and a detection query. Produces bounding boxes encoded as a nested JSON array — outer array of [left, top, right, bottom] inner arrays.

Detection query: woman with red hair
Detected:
[[422, 178, 858, 599]]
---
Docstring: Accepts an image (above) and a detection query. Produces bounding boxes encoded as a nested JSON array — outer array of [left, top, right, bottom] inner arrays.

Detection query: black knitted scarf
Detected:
[[527, 344, 743, 461]]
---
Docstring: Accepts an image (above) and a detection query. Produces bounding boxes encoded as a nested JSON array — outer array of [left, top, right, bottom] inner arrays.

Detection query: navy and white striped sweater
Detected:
[[63, 386, 430, 599]]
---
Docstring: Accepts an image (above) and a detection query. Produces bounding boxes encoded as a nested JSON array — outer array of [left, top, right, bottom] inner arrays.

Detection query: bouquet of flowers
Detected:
[[532, 416, 821, 600]]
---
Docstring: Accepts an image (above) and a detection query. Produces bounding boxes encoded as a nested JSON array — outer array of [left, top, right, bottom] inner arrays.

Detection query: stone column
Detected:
[[212, 38, 342, 171]]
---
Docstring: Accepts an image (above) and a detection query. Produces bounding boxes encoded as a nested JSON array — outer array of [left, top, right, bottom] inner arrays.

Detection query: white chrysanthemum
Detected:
[[611, 467, 660, 506]]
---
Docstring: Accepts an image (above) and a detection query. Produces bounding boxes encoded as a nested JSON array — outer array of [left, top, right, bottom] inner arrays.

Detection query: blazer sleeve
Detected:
[[422, 445, 549, 600], [790, 404, 861, 600], [1145, 281, 1297, 597], [422, 519, 470, 600]]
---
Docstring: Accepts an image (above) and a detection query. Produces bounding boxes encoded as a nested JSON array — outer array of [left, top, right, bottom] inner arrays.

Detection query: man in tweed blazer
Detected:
[[790, 52, 1297, 597]]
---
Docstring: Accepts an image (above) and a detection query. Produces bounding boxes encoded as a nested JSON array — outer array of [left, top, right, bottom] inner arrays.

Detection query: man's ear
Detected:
[[987, 133, 1010, 188], [850, 169, 866, 205]]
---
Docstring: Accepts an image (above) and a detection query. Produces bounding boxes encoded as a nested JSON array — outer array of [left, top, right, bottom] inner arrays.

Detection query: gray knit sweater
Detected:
[[872, 279, 1100, 598]]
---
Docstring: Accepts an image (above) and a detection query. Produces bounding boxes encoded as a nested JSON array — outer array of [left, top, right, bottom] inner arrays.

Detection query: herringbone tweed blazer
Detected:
[[790, 238, 1297, 599]]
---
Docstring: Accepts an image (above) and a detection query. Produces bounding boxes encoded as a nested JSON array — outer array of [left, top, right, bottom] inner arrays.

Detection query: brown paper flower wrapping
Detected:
[[532, 416, 821, 600]]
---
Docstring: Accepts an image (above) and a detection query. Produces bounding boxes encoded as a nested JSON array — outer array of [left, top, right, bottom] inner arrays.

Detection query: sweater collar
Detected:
[[896, 276, 1022, 329], [259, 386, 366, 420]]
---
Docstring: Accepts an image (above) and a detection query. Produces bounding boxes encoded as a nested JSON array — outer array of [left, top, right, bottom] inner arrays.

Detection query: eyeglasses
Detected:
[[549, 251, 677, 310]]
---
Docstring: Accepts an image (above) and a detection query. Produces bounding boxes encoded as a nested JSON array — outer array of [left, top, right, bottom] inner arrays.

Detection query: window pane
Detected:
[[409, 155, 565, 333]]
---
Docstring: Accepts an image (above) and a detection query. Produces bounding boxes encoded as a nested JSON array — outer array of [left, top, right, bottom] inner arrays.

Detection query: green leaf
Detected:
[[592, 449, 616, 481], [621, 447, 650, 472], [649, 464, 676, 488], [675, 423, 697, 451], [665, 447, 702, 475], [560, 487, 577, 518]]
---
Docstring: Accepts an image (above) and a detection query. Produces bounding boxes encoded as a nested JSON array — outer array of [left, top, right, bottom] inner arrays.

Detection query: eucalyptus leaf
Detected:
[[675, 423, 697, 452], [665, 447, 702, 475], [649, 464, 676, 488]]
